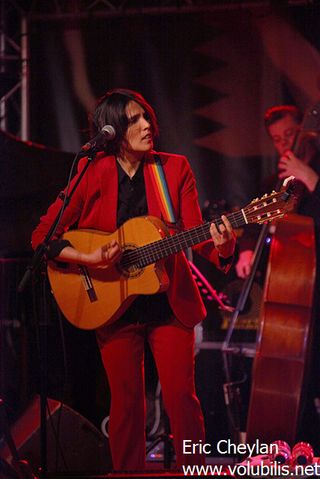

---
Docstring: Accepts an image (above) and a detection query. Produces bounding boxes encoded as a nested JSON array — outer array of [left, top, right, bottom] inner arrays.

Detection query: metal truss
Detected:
[[0, 1, 29, 138], [0, 0, 317, 138], [6, 0, 319, 21]]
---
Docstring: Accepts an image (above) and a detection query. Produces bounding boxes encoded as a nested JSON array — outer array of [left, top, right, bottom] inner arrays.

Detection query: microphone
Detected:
[[81, 125, 116, 152]]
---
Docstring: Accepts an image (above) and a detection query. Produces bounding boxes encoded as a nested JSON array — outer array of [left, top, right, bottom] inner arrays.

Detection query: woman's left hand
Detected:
[[210, 215, 235, 259]]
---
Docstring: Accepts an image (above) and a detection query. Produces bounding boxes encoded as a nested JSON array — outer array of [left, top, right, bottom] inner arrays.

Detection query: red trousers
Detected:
[[98, 317, 205, 471]]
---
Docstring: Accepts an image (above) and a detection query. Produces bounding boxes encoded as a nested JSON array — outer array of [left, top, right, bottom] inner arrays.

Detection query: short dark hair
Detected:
[[91, 88, 159, 156], [264, 105, 303, 130]]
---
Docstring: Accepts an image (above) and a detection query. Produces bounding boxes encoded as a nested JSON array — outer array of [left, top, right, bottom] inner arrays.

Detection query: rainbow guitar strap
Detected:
[[149, 154, 177, 227]]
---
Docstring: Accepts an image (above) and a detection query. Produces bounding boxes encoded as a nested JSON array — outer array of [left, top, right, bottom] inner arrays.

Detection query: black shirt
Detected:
[[116, 159, 148, 228], [116, 159, 173, 324]]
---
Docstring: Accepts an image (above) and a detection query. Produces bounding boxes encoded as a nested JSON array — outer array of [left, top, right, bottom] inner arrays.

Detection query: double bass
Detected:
[[246, 103, 320, 445], [246, 213, 316, 444]]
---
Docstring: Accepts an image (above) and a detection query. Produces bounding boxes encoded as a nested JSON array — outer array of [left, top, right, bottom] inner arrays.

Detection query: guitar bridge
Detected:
[[78, 265, 97, 302]]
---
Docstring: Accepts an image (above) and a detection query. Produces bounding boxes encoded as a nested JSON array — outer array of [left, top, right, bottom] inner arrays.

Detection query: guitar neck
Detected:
[[124, 210, 246, 268]]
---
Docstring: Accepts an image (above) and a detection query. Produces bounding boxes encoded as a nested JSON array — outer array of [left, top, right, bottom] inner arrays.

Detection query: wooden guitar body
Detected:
[[47, 183, 295, 330], [246, 214, 316, 444], [47, 216, 170, 329]]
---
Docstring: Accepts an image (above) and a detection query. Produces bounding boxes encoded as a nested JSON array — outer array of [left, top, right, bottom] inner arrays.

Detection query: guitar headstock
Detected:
[[243, 176, 296, 225]]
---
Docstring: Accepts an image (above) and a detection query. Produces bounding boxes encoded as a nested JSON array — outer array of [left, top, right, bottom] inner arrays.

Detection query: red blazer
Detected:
[[32, 151, 227, 328]]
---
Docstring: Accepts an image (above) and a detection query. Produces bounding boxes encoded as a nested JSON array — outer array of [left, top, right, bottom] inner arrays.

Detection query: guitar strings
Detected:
[[119, 197, 280, 269], [119, 209, 247, 269]]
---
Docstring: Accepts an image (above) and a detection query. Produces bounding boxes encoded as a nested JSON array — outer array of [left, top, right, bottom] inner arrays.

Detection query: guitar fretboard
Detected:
[[121, 210, 246, 269]]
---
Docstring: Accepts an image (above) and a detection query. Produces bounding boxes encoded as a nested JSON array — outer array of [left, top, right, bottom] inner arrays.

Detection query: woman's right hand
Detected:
[[85, 240, 122, 268], [57, 240, 122, 268]]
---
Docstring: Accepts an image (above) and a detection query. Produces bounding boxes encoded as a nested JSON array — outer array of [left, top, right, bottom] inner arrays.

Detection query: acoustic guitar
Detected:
[[48, 180, 295, 330]]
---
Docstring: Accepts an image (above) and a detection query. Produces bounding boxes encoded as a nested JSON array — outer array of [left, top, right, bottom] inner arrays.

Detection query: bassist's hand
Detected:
[[210, 215, 235, 259], [278, 150, 319, 192], [235, 249, 254, 278]]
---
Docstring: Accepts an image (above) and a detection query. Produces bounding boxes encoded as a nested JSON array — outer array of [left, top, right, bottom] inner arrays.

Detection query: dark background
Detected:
[[1, 0, 320, 458]]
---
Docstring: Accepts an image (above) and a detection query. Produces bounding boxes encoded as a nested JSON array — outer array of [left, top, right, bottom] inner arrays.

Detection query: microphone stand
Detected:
[[18, 150, 97, 479]]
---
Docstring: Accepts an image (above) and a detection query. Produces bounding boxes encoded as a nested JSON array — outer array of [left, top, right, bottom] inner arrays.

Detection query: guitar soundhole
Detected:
[[117, 244, 144, 278]]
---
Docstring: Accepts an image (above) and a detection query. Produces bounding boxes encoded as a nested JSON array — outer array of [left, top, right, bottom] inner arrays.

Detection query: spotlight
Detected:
[[291, 442, 314, 466], [270, 440, 291, 465]]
